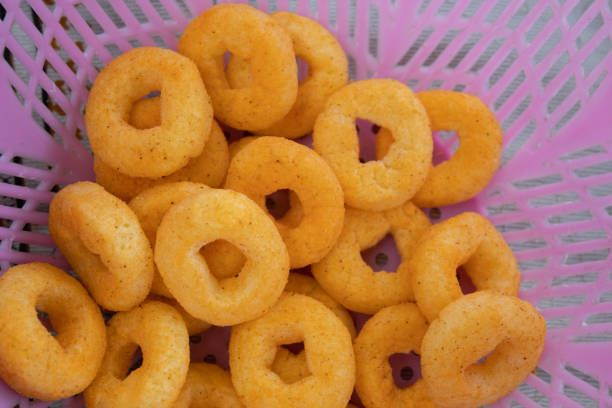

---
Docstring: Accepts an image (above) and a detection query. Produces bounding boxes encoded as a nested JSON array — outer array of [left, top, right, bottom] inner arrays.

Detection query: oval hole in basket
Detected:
[[361, 233, 401, 273], [389, 351, 422, 389]]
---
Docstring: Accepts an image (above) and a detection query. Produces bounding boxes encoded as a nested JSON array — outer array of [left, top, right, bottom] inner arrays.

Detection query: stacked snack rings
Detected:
[[410, 212, 520, 322], [85, 47, 212, 178], [155, 189, 290, 326], [226, 11, 348, 138], [84, 301, 190, 408], [94, 99, 229, 202], [0, 263, 106, 401], [225, 137, 345, 268], [313, 79, 432, 211], [312, 201, 430, 314], [421, 292, 546, 408], [178, 4, 298, 130], [48, 181, 154, 311], [230, 293, 355, 408]]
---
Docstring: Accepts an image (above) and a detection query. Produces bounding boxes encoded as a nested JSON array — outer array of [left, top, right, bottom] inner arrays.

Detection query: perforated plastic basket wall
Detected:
[[0, 0, 611, 407]]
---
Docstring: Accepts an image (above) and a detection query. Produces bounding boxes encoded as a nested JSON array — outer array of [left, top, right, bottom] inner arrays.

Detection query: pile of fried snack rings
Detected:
[[0, 4, 546, 408]]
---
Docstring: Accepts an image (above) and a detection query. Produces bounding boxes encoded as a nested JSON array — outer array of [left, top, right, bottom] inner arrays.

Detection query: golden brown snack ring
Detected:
[[229, 293, 355, 408], [0, 263, 106, 401], [86, 47, 212, 178], [94, 99, 229, 202], [355, 303, 440, 408], [271, 273, 356, 384], [148, 295, 211, 336], [313, 79, 432, 211], [84, 301, 189, 408], [178, 4, 297, 131], [128, 182, 211, 298], [410, 212, 520, 322], [155, 189, 290, 326], [226, 11, 347, 138], [225, 137, 344, 268], [49, 181, 154, 311], [172, 363, 244, 408], [421, 291, 546, 408], [312, 201, 430, 314]]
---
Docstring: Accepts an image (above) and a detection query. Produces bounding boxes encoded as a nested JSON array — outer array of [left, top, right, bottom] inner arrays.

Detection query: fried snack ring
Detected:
[[49, 181, 154, 311], [172, 363, 244, 408], [155, 189, 290, 326], [225, 137, 344, 268], [94, 98, 229, 201], [128, 182, 211, 298], [313, 79, 432, 211], [226, 11, 348, 138], [271, 274, 356, 384], [84, 301, 189, 408], [422, 291, 546, 408], [148, 295, 211, 336], [354, 303, 439, 408], [410, 212, 520, 322], [229, 293, 355, 408], [86, 47, 212, 178], [312, 201, 430, 314], [0, 263, 106, 401], [178, 4, 297, 130]]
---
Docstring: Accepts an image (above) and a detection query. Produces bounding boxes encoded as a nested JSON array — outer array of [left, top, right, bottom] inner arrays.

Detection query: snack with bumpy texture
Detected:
[[271, 274, 356, 384], [84, 301, 189, 408], [155, 189, 290, 326], [230, 293, 355, 408], [86, 47, 212, 178], [226, 11, 348, 138], [410, 212, 520, 322], [0, 263, 106, 401], [312, 201, 430, 314], [128, 182, 211, 298], [94, 99, 229, 202], [49, 181, 154, 311], [354, 303, 439, 408], [421, 291, 546, 408], [313, 79, 432, 211], [225, 137, 344, 268], [376, 91, 502, 207], [178, 4, 297, 131], [172, 363, 245, 408]]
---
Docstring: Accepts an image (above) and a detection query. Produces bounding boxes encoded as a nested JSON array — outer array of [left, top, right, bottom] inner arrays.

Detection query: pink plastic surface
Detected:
[[0, 0, 611, 407]]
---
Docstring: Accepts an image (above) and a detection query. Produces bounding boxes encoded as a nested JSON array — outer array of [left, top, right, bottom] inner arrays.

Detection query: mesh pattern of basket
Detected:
[[0, 0, 611, 407]]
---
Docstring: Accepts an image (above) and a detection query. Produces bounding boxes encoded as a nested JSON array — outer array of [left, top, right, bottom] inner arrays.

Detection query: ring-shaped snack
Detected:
[[229, 293, 355, 408], [172, 363, 244, 408], [177, 4, 297, 131], [313, 79, 432, 211], [421, 291, 546, 408], [225, 137, 344, 268], [410, 212, 520, 322], [312, 201, 430, 314], [155, 189, 290, 326], [94, 98, 229, 202], [85, 47, 212, 178], [128, 182, 211, 298], [49, 181, 154, 311], [0, 263, 106, 401], [354, 303, 439, 408], [84, 301, 189, 408], [226, 11, 347, 138]]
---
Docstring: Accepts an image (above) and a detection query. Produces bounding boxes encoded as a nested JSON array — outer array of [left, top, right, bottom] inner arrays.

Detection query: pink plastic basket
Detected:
[[1, 0, 611, 407]]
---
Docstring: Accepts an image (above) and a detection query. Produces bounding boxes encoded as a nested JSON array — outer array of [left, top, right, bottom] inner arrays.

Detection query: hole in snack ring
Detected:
[[457, 266, 477, 295], [356, 118, 383, 163], [36, 310, 57, 338], [271, 340, 313, 384], [389, 352, 422, 389], [199, 239, 247, 281], [126, 346, 143, 377], [265, 189, 303, 228], [361, 233, 401, 273], [281, 342, 305, 355]]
